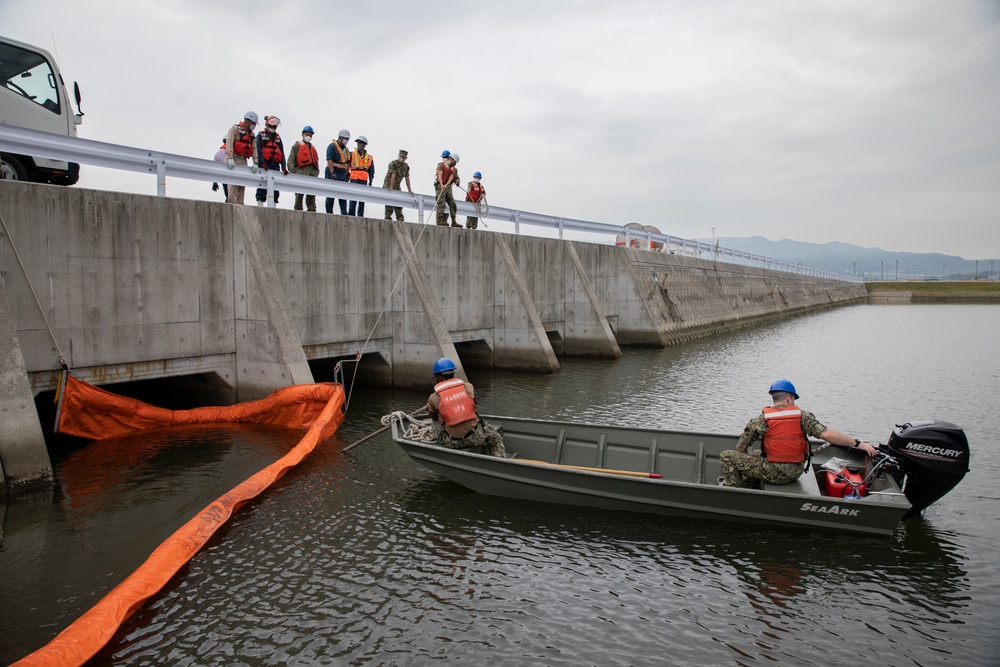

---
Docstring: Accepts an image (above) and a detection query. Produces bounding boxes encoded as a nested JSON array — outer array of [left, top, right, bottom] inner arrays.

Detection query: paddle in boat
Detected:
[[388, 413, 969, 536]]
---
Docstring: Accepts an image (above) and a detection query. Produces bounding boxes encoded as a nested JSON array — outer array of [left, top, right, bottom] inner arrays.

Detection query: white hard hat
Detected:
[[356, 135, 368, 144], [244, 111, 259, 124], [338, 129, 350, 139], [450, 152, 460, 164]]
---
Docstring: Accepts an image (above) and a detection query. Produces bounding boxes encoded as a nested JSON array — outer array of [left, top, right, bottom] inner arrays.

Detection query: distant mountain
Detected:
[[703, 236, 998, 280]]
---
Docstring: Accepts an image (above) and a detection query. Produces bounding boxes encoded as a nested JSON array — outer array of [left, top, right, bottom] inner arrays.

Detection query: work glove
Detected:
[[227, 158, 235, 169], [250, 164, 259, 174], [282, 167, 289, 175]]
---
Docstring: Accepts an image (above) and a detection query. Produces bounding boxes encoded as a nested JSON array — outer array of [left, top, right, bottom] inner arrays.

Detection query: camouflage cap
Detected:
[[398, 149, 408, 157]]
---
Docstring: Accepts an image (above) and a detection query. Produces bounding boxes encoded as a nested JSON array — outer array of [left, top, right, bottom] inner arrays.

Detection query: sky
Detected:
[[3, 0, 999, 259]]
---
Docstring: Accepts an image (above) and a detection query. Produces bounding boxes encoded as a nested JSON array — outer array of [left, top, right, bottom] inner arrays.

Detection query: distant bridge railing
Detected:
[[1, 125, 861, 282]]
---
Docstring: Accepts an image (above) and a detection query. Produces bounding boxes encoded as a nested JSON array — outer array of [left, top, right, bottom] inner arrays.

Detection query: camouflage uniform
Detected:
[[434, 160, 458, 226], [382, 155, 410, 221], [437, 420, 506, 458], [427, 380, 506, 458], [287, 140, 320, 212], [719, 409, 828, 488]]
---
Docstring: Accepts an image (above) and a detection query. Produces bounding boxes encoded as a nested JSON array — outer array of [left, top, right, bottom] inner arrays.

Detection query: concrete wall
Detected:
[[0, 181, 865, 494]]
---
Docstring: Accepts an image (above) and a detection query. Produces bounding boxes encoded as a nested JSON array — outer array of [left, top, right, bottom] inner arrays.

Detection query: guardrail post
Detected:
[[558, 218, 564, 240], [156, 158, 166, 197], [417, 197, 425, 225], [514, 210, 520, 235], [266, 172, 276, 208]]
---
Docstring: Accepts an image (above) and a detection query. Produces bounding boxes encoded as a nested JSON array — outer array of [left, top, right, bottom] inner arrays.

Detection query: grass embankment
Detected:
[[866, 281, 1000, 300]]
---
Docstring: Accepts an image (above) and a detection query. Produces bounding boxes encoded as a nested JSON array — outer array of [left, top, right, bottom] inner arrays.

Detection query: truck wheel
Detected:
[[0, 154, 29, 181]]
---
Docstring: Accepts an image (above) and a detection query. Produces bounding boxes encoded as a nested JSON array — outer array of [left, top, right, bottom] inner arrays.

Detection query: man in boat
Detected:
[[426, 358, 506, 457], [718, 379, 877, 488]]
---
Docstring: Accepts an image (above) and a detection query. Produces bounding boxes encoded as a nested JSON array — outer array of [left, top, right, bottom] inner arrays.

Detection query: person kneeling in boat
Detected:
[[718, 379, 877, 488], [426, 357, 506, 458]]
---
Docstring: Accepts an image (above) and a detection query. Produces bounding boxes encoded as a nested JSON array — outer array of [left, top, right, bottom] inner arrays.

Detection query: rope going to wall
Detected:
[[0, 196, 68, 370]]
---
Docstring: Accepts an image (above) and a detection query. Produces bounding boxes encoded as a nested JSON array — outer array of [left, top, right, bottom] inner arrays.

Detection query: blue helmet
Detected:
[[473, 171, 482, 178], [433, 358, 457, 375], [302, 125, 314, 133], [441, 149, 451, 158], [768, 379, 799, 399]]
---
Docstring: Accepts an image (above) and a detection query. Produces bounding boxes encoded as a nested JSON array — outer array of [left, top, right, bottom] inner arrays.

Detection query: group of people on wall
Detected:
[[213, 112, 486, 228]]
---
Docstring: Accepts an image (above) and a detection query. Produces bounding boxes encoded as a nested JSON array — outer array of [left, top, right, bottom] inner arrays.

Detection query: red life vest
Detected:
[[259, 133, 283, 164], [762, 405, 809, 463], [437, 162, 455, 187], [350, 151, 372, 181], [466, 180, 484, 202], [296, 142, 319, 168], [232, 127, 254, 158], [434, 378, 477, 427]]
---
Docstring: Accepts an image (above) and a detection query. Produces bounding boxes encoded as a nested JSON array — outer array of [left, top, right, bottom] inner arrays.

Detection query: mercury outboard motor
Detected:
[[882, 420, 970, 516]]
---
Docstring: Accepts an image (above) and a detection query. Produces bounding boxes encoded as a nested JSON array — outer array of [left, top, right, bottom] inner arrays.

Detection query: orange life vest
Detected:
[[350, 151, 372, 181], [295, 141, 319, 168], [329, 141, 350, 169], [434, 378, 477, 427], [232, 126, 254, 158], [259, 133, 283, 165], [466, 180, 484, 202], [762, 405, 809, 463]]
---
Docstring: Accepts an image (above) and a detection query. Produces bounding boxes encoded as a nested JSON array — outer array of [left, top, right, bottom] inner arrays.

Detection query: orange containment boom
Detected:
[[55, 374, 344, 440], [14, 377, 346, 666]]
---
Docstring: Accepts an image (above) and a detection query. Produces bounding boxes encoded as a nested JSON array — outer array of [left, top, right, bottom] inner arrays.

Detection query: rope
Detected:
[[455, 184, 489, 226], [381, 410, 440, 443], [0, 198, 68, 369], [342, 186, 448, 413]]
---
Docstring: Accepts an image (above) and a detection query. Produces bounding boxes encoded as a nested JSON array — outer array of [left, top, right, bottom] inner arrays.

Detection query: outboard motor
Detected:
[[883, 420, 970, 515]]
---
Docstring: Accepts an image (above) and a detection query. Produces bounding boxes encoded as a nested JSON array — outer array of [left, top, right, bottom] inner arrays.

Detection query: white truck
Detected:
[[1, 34, 83, 185]]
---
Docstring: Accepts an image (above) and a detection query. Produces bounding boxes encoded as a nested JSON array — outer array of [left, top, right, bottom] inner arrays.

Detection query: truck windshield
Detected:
[[0, 42, 61, 114]]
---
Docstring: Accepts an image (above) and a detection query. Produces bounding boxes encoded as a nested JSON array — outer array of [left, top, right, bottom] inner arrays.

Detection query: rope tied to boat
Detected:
[[382, 410, 440, 443]]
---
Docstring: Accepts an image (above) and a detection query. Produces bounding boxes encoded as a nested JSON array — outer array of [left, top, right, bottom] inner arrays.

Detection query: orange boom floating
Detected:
[[14, 375, 345, 666]]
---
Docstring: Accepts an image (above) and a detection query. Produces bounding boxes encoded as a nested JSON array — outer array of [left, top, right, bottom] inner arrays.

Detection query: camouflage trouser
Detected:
[[384, 205, 404, 221], [439, 421, 506, 458], [295, 193, 316, 211], [435, 186, 457, 224], [719, 450, 802, 488], [465, 217, 478, 229]]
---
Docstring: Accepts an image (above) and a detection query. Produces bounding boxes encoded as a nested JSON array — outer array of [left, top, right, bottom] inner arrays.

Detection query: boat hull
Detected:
[[391, 415, 912, 536]]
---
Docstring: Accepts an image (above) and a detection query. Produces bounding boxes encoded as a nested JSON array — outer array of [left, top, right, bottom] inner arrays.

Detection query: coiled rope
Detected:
[[381, 410, 440, 443]]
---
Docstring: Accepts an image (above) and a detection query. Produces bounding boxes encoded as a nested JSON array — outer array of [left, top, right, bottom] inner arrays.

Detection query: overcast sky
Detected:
[[3, 0, 998, 258]]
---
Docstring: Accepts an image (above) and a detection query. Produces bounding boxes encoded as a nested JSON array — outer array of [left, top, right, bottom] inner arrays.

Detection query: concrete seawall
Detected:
[[0, 181, 865, 494]]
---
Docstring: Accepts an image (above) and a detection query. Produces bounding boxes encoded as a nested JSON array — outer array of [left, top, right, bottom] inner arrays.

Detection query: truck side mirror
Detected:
[[74, 81, 84, 117]]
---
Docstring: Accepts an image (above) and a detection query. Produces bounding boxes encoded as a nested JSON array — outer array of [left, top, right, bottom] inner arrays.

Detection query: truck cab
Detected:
[[1, 34, 83, 185]]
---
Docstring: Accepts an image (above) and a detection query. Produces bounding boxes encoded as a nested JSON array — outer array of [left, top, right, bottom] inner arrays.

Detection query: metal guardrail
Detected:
[[0, 125, 861, 282]]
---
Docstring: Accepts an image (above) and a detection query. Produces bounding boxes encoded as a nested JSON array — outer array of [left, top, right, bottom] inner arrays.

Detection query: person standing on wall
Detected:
[[382, 149, 412, 221], [325, 129, 352, 215], [225, 111, 258, 204], [465, 171, 485, 229], [434, 150, 460, 227], [212, 137, 229, 200], [287, 125, 320, 212], [254, 116, 288, 206], [347, 136, 374, 217]]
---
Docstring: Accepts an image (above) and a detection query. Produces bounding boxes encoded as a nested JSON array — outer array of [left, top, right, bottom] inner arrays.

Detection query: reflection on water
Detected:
[[3, 304, 1000, 665]]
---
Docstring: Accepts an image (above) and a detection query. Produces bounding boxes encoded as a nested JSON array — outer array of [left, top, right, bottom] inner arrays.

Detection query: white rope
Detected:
[[381, 410, 440, 443]]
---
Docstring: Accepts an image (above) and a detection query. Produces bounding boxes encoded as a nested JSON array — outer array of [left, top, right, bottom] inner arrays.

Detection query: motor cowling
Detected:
[[885, 420, 970, 515]]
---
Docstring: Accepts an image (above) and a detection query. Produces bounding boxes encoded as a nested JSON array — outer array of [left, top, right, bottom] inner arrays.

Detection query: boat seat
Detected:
[[763, 473, 823, 496]]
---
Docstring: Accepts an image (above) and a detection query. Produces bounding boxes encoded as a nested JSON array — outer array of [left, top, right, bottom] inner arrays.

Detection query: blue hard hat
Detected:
[[302, 125, 314, 133], [441, 149, 451, 158], [433, 358, 457, 375], [473, 171, 482, 178], [768, 379, 799, 399]]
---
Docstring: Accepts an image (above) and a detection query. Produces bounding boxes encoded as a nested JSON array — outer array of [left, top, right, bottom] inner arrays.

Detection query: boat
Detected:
[[389, 414, 970, 536]]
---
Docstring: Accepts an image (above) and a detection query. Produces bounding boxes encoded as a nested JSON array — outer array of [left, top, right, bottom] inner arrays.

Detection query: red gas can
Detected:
[[823, 467, 867, 498]]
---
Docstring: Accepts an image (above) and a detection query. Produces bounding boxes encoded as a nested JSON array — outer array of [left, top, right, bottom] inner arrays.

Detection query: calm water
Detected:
[[2, 304, 998, 666]]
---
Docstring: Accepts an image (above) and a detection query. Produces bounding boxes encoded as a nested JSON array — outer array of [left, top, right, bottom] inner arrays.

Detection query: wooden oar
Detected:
[[517, 458, 662, 479], [343, 407, 424, 453]]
